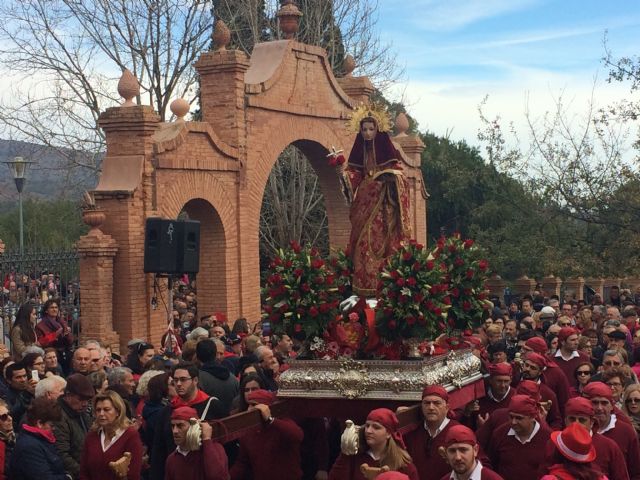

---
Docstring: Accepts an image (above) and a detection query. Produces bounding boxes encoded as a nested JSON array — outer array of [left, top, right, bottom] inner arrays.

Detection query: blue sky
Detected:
[[376, 0, 640, 148]]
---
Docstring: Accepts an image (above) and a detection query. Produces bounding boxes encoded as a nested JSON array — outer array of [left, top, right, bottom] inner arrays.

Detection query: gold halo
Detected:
[[346, 102, 393, 134]]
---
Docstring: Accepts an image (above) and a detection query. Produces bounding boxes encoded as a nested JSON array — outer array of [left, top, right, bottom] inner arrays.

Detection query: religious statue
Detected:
[[331, 104, 412, 297]]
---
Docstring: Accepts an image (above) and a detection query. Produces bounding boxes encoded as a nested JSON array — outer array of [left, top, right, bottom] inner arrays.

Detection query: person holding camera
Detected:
[[164, 406, 228, 480]]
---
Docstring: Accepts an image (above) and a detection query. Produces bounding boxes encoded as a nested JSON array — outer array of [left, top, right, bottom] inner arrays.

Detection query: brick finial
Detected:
[[117, 69, 140, 107], [277, 1, 303, 40], [170, 98, 190, 122], [342, 54, 355, 77], [213, 19, 231, 51], [395, 112, 409, 137]]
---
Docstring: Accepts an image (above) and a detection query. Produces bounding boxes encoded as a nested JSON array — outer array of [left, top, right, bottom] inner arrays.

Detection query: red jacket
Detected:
[[79, 427, 143, 480]]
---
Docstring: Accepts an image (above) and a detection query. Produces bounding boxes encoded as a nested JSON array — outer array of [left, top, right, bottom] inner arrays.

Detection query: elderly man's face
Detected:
[[73, 348, 91, 373]]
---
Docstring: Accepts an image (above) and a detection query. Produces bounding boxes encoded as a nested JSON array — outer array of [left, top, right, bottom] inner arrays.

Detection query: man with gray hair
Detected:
[[34, 375, 66, 401], [106, 366, 136, 397], [254, 345, 279, 390]]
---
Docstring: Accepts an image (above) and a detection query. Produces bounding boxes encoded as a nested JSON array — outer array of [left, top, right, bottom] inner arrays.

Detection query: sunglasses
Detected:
[[0, 413, 11, 421], [626, 398, 640, 404], [576, 371, 592, 376]]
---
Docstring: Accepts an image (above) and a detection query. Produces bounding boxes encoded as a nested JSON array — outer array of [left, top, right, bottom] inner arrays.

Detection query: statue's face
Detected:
[[360, 121, 377, 141]]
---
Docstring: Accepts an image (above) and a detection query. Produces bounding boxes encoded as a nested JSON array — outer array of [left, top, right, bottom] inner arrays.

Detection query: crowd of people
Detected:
[[0, 281, 639, 479]]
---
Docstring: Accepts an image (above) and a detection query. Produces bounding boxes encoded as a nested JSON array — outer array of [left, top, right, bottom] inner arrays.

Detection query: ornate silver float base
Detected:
[[278, 349, 482, 401]]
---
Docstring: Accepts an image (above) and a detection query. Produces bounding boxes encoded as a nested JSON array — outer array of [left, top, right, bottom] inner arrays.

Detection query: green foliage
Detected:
[[0, 198, 87, 249]]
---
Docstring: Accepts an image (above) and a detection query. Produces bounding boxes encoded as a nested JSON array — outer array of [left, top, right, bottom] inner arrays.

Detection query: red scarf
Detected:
[[171, 389, 209, 409], [23, 424, 56, 444]]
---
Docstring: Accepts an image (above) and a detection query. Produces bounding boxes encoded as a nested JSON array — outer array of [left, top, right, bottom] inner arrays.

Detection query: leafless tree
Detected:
[[0, 0, 213, 173]]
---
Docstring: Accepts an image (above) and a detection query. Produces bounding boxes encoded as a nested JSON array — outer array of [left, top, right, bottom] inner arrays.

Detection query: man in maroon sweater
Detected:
[[553, 327, 589, 386], [487, 395, 552, 480], [440, 425, 504, 480], [520, 352, 562, 429], [461, 363, 513, 429], [583, 382, 640, 480], [404, 385, 462, 480], [231, 389, 304, 480], [521, 336, 571, 416], [541, 397, 629, 480], [165, 406, 229, 480]]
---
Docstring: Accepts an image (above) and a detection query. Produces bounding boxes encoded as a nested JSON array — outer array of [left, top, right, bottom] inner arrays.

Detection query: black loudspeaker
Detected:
[[144, 218, 200, 274]]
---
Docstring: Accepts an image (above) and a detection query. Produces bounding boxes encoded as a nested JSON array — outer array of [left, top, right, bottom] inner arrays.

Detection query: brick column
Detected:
[[513, 275, 536, 297], [77, 208, 120, 352], [542, 275, 562, 297], [585, 278, 605, 299], [564, 277, 585, 301], [195, 49, 250, 149], [486, 274, 506, 304], [394, 132, 427, 245]]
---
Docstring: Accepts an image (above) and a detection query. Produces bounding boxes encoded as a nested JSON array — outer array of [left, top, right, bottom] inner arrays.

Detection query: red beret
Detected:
[[516, 380, 541, 402], [171, 406, 198, 422], [508, 394, 538, 417], [525, 352, 547, 368], [247, 389, 276, 406], [422, 385, 449, 402], [488, 362, 513, 377], [525, 337, 548, 355], [565, 397, 594, 417], [558, 327, 578, 342], [582, 382, 613, 404], [443, 424, 477, 447], [367, 408, 405, 448]]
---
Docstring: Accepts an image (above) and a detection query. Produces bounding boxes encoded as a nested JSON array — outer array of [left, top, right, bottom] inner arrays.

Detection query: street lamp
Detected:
[[3, 156, 34, 255]]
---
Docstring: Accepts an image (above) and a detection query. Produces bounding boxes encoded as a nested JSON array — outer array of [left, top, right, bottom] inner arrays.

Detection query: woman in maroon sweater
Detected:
[[329, 408, 419, 480], [79, 390, 143, 480]]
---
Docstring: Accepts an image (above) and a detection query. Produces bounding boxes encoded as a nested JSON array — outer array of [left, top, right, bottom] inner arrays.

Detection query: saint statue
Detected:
[[332, 106, 412, 297]]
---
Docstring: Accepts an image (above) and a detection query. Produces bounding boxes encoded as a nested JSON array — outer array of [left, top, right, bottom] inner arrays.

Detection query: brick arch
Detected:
[[157, 171, 239, 319], [248, 115, 352, 251]]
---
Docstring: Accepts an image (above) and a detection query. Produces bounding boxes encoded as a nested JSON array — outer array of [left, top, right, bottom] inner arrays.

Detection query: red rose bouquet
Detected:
[[261, 241, 341, 340]]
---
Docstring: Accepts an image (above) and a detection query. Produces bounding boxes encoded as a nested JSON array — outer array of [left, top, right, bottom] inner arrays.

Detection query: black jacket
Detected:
[[198, 361, 239, 415], [9, 426, 69, 479]]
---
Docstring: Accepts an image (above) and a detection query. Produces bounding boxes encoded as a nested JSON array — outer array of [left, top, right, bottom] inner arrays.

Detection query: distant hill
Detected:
[[0, 139, 100, 209]]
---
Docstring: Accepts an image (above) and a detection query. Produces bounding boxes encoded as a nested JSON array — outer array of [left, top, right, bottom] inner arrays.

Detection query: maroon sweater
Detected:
[[476, 408, 552, 452], [542, 366, 571, 416], [403, 419, 460, 480], [553, 350, 590, 386], [230, 418, 303, 480], [543, 433, 630, 480], [600, 418, 640, 480], [328, 451, 419, 480], [487, 422, 552, 480], [79, 427, 143, 480], [164, 439, 228, 480]]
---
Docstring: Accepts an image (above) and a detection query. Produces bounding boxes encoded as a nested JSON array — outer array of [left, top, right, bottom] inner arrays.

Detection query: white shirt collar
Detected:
[[450, 461, 483, 480], [488, 386, 511, 403], [425, 417, 450, 438], [176, 445, 191, 457], [555, 349, 580, 360], [598, 413, 617, 434], [508, 420, 540, 444], [99, 428, 125, 452]]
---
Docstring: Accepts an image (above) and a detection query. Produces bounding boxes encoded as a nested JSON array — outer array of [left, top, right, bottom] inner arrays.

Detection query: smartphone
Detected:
[[31, 370, 39, 382]]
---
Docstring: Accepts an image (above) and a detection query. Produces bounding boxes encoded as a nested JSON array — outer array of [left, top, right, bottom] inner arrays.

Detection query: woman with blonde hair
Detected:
[[79, 390, 143, 479], [622, 384, 640, 437], [329, 408, 418, 480]]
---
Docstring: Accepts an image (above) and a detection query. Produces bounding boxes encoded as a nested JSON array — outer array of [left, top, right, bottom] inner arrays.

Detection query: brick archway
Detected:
[[87, 38, 426, 349]]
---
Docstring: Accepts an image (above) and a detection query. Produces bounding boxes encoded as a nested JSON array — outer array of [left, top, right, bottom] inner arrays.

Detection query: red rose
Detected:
[[466, 269, 474, 279], [451, 287, 460, 298], [384, 307, 393, 316], [269, 313, 280, 322], [478, 292, 487, 300], [314, 276, 325, 285], [396, 278, 405, 287], [319, 303, 330, 313], [402, 251, 412, 261], [434, 307, 442, 316], [478, 259, 489, 271], [387, 320, 396, 330], [438, 321, 446, 330], [448, 244, 457, 253], [290, 291, 300, 300], [462, 300, 472, 311], [416, 243, 424, 250], [448, 318, 455, 327], [426, 261, 435, 271], [390, 270, 400, 280], [443, 296, 451, 305], [279, 304, 289, 313], [290, 241, 301, 253], [413, 293, 424, 303], [310, 247, 319, 256], [398, 294, 408, 304], [263, 304, 273, 313], [326, 274, 335, 285], [454, 257, 464, 267], [309, 306, 319, 317], [268, 288, 280, 298], [418, 315, 426, 324], [296, 307, 305, 315], [407, 316, 416, 325], [294, 323, 302, 332], [425, 300, 434, 311], [388, 290, 397, 299], [301, 283, 311, 292], [463, 288, 472, 295], [429, 286, 437, 295], [406, 277, 417, 287], [284, 260, 293, 268], [293, 268, 303, 277], [412, 262, 421, 271], [338, 285, 346, 294], [274, 257, 282, 266], [464, 239, 474, 249], [311, 259, 324, 269]]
